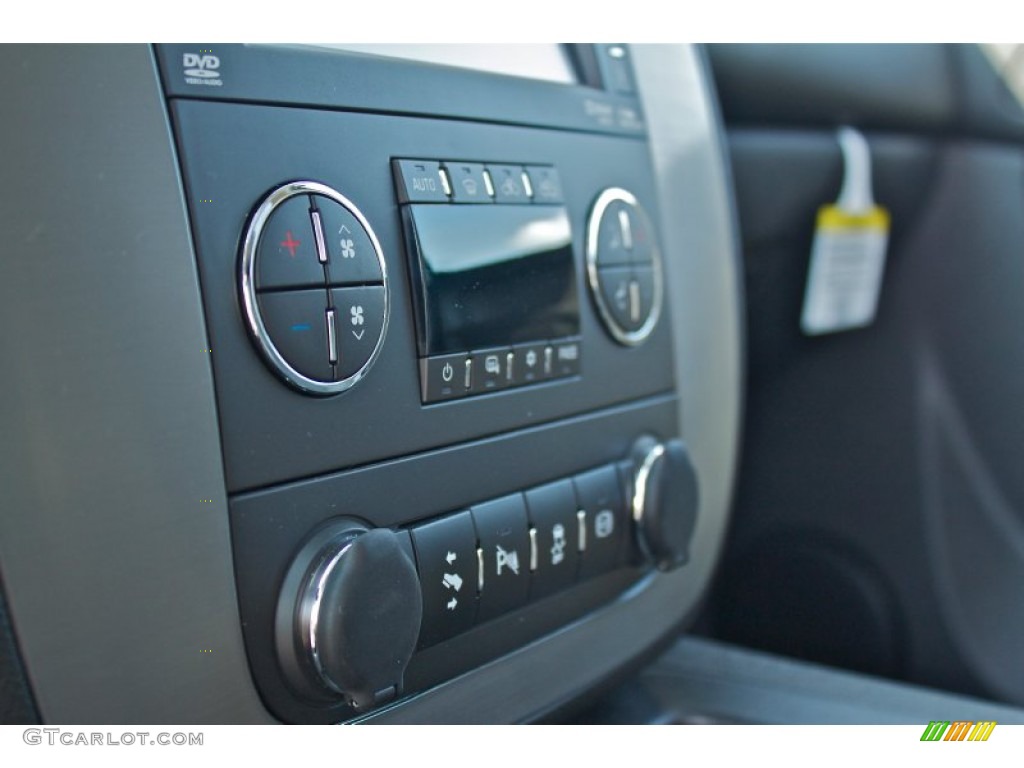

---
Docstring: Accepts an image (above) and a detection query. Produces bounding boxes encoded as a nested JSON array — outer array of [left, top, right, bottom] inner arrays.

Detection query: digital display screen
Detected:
[[405, 205, 579, 356], [285, 44, 579, 86]]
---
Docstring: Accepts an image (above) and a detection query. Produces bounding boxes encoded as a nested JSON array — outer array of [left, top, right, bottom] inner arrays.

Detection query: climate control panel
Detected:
[[239, 181, 389, 395], [586, 187, 663, 345]]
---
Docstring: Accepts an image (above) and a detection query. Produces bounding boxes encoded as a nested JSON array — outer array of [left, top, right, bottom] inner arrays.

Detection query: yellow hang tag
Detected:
[[801, 128, 891, 335]]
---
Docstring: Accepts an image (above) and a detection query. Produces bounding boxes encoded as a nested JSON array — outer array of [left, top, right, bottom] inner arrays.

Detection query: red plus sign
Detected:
[[280, 231, 301, 257]]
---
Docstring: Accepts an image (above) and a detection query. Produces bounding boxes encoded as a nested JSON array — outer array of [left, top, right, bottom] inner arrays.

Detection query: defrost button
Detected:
[[443, 161, 494, 204]]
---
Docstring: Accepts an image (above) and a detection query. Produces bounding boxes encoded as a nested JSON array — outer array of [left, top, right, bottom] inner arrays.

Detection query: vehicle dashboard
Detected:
[[0, 44, 742, 723]]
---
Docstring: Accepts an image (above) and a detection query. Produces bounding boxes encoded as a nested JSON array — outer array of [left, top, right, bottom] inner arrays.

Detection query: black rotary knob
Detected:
[[275, 521, 422, 712], [631, 436, 700, 571]]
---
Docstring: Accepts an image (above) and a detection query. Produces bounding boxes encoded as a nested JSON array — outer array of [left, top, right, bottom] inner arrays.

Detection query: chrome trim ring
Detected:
[[585, 187, 664, 346], [301, 538, 356, 694], [632, 440, 666, 562], [239, 180, 389, 396]]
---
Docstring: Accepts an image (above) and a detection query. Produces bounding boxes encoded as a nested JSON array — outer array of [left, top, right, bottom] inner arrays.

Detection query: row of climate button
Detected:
[[408, 463, 629, 648], [393, 159, 564, 206], [420, 338, 581, 403]]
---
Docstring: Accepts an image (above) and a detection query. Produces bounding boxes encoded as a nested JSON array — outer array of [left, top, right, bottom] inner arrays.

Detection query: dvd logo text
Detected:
[[183, 54, 219, 77], [182, 53, 222, 86]]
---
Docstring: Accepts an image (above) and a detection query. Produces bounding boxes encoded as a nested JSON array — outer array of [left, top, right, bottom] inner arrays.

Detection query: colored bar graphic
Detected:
[[920, 720, 996, 742], [921, 721, 949, 741]]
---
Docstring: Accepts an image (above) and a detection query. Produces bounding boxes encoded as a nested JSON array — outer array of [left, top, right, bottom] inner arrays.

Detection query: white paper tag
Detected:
[[800, 206, 890, 335], [801, 127, 890, 336]]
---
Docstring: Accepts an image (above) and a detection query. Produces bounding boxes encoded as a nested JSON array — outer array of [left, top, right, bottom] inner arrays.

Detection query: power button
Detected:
[[420, 352, 471, 403]]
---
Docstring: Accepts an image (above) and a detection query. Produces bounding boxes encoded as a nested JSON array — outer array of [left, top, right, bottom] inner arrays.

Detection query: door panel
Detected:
[[701, 43, 1024, 704]]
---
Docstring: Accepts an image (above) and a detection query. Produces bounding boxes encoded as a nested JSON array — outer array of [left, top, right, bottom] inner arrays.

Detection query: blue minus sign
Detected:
[[290, 323, 311, 332]]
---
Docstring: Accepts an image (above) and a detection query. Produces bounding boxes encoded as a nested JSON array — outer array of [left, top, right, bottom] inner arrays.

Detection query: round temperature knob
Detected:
[[275, 520, 422, 712], [586, 188, 664, 345], [631, 436, 700, 571]]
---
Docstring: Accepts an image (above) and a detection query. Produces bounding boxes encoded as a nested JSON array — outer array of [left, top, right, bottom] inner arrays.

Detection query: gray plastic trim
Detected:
[[0, 45, 271, 723], [642, 637, 1024, 724]]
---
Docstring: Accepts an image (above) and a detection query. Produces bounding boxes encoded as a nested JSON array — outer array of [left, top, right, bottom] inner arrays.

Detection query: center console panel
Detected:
[[160, 43, 704, 723]]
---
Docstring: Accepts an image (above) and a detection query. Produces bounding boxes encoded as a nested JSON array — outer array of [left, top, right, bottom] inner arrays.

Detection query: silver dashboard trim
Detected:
[[0, 44, 274, 723], [302, 541, 355, 694], [632, 442, 664, 525]]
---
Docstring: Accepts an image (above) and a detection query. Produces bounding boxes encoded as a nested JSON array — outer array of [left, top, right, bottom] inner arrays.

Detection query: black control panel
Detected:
[[393, 159, 564, 206], [393, 159, 581, 403], [409, 460, 630, 648], [160, 43, 684, 724], [264, 426, 699, 718]]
